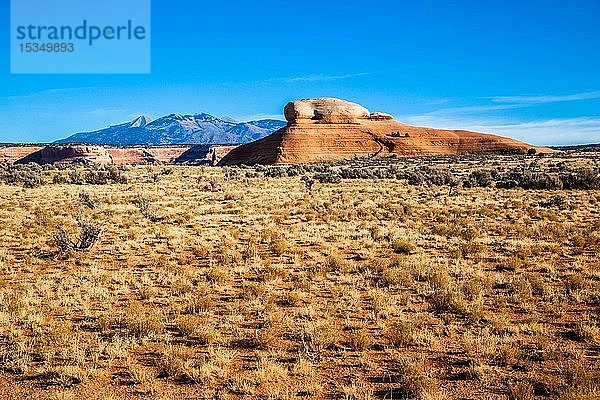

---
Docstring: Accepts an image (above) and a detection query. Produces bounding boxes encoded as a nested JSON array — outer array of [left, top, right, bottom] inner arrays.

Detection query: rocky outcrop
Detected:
[[146, 147, 193, 163], [107, 146, 191, 164], [174, 145, 238, 165], [284, 98, 371, 124], [106, 148, 159, 164], [17, 144, 113, 164], [369, 112, 393, 121], [219, 98, 550, 165], [13, 145, 193, 165]]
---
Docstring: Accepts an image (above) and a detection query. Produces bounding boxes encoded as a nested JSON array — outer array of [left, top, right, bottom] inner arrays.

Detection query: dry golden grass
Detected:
[[0, 155, 599, 399]]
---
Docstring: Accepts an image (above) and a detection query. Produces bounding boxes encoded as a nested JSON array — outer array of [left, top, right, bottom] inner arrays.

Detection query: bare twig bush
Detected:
[[133, 195, 162, 222], [54, 217, 103, 253]]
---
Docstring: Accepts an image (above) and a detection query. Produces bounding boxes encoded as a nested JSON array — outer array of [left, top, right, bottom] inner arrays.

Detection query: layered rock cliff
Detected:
[[17, 145, 114, 165]]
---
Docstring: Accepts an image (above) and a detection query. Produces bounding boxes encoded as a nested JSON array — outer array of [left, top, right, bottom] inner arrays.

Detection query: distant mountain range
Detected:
[[550, 143, 600, 151], [55, 113, 287, 145]]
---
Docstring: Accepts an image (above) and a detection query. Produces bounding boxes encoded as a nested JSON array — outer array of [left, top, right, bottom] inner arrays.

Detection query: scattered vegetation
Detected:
[[0, 151, 598, 399], [255, 153, 600, 190]]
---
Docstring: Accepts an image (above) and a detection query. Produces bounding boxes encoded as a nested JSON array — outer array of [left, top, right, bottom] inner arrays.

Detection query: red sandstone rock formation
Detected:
[[13, 145, 193, 165], [106, 147, 191, 164], [106, 148, 158, 164], [219, 98, 550, 165], [17, 144, 113, 164], [174, 145, 239, 165], [147, 147, 193, 163]]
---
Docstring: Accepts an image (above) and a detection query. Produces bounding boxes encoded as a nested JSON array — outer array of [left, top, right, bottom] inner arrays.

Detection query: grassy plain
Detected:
[[0, 153, 598, 399]]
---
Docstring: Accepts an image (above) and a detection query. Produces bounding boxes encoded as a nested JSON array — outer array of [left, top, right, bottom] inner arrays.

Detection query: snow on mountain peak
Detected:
[[130, 115, 152, 128], [56, 112, 286, 145], [220, 116, 239, 123]]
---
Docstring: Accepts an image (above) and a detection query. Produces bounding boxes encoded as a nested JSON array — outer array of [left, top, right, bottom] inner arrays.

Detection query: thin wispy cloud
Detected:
[[0, 87, 99, 101], [264, 72, 370, 84], [422, 103, 523, 116], [420, 90, 600, 124], [237, 113, 284, 121], [485, 90, 600, 104], [87, 108, 128, 116], [472, 117, 600, 145], [402, 114, 600, 146]]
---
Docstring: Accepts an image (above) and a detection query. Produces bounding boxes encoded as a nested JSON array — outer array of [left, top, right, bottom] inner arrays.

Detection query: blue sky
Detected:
[[1, 0, 599, 145]]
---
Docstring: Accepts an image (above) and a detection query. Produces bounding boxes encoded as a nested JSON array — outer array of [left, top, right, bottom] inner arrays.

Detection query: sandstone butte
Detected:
[[219, 98, 550, 166]]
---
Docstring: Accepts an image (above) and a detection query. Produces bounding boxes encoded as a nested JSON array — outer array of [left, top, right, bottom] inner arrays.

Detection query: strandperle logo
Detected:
[[10, 0, 150, 74], [15, 20, 147, 46]]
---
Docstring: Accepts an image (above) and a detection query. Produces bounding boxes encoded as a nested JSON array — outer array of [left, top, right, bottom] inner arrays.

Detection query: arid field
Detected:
[[0, 152, 599, 399]]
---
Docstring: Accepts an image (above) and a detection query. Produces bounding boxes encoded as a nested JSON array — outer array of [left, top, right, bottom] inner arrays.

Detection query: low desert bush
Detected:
[[204, 267, 229, 284], [182, 293, 214, 314], [406, 167, 457, 186], [560, 167, 600, 189], [269, 238, 288, 256], [538, 195, 565, 208], [462, 169, 494, 188], [0, 342, 31, 374], [0, 163, 44, 188], [313, 172, 342, 184], [176, 316, 221, 344], [54, 217, 104, 253], [54, 165, 128, 185], [324, 254, 348, 272], [243, 318, 284, 349], [133, 195, 162, 222], [78, 191, 98, 209]]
